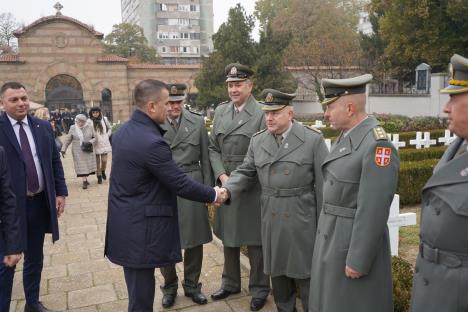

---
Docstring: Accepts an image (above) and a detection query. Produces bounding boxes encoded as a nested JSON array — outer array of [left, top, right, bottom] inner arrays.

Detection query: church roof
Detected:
[[128, 64, 201, 69], [97, 55, 129, 63], [13, 15, 104, 39], [0, 54, 23, 63]]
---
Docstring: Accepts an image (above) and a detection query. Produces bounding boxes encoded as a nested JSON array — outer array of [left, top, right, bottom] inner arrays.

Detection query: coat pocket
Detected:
[[144, 205, 174, 217]]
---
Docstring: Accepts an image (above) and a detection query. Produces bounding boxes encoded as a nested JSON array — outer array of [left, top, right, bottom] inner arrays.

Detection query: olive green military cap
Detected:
[[441, 54, 468, 95], [260, 89, 296, 111], [167, 83, 187, 102], [321, 74, 373, 105], [225, 63, 254, 82]]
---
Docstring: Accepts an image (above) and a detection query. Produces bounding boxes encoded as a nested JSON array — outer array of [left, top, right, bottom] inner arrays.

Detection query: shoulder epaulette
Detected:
[[305, 125, 322, 134], [373, 126, 388, 141], [218, 100, 229, 106], [188, 109, 203, 116], [252, 128, 268, 137]]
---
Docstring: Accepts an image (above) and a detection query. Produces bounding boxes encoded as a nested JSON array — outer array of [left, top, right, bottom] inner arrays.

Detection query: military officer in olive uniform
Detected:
[[309, 74, 400, 312], [159, 83, 214, 308], [410, 54, 468, 312], [209, 63, 270, 311], [221, 89, 328, 312]]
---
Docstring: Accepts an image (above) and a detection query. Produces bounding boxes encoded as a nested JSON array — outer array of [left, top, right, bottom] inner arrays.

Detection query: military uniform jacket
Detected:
[[411, 137, 468, 312], [162, 109, 214, 249], [209, 95, 265, 246], [225, 122, 328, 278], [310, 116, 399, 312]]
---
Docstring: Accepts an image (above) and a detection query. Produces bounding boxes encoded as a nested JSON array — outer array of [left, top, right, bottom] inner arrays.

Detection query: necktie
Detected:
[[18, 122, 39, 193], [233, 107, 240, 119], [454, 140, 468, 159], [171, 119, 178, 130], [276, 134, 283, 147]]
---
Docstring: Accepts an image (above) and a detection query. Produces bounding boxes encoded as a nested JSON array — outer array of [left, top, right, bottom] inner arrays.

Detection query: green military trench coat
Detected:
[[225, 122, 328, 278], [411, 137, 468, 312], [310, 116, 399, 312], [209, 95, 265, 247], [162, 109, 213, 249]]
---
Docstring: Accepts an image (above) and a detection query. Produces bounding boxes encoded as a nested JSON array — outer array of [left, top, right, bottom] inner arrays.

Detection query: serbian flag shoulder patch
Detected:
[[375, 147, 392, 167]]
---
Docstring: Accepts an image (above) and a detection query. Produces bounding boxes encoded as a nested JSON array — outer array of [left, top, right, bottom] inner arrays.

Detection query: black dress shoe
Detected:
[[185, 291, 208, 304], [102, 171, 107, 180], [250, 297, 266, 311], [211, 288, 241, 300], [162, 294, 176, 308], [24, 302, 53, 312]]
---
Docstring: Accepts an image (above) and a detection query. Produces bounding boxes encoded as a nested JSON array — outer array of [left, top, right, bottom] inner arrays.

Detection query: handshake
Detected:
[[213, 186, 229, 207]]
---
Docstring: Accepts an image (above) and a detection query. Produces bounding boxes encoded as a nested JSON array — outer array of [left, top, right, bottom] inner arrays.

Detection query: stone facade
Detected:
[[0, 14, 199, 122]]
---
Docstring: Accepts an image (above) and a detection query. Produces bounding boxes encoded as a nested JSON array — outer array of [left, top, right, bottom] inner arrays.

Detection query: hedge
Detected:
[[392, 256, 414, 312], [398, 146, 447, 161], [398, 159, 439, 205]]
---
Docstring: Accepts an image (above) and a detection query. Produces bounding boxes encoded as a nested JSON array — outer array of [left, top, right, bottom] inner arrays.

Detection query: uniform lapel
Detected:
[[0, 113, 22, 157], [223, 95, 255, 137], [273, 122, 304, 163], [261, 132, 279, 158], [171, 110, 194, 148], [322, 135, 352, 166], [432, 137, 461, 173], [161, 120, 175, 145]]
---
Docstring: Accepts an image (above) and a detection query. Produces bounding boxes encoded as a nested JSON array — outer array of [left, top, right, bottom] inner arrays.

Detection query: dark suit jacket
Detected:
[[0, 146, 21, 255], [105, 109, 216, 268], [0, 113, 68, 250]]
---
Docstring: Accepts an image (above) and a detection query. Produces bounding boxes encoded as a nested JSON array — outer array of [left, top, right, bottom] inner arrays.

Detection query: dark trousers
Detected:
[[124, 267, 156, 312], [0, 193, 48, 311], [271, 276, 310, 312], [221, 246, 270, 299], [160, 245, 203, 295]]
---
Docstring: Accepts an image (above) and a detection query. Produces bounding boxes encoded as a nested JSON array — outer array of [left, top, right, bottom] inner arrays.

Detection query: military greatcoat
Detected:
[[225, 122, 328, 277], [309, 116, 399, 312], [410, 137, 468, 312], [162, 109, 213, 249], [209, 95, 265, 247]]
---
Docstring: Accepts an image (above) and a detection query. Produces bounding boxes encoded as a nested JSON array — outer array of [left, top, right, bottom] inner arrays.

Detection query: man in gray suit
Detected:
[[159, 83, 213, 308], [410, 54, 468, 312], [220, 89, 328, 312], [209, 63, 270, 311], [309, 74, 399, 312]]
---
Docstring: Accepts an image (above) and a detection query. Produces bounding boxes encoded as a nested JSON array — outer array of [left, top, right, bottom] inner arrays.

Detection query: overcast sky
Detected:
[[2, 0, 258, 38]]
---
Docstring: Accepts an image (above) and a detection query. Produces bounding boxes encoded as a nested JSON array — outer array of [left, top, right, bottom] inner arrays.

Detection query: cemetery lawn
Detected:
[[399, 206, 421, 265]]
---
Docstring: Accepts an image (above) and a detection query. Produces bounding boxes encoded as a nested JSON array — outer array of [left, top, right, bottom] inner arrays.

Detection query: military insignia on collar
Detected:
[[461, 167, 468, 177], [230, 66, 238, 76], [375, 147, 391, 167], [170, 85, 178, 95], [265, 93, 274, 102]]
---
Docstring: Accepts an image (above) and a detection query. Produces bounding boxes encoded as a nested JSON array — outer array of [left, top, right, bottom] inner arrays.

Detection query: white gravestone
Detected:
[[410, 131, 436, 149], [389, 134, 406, 150], [387, 194, 417, 256], [312, 120, 326, 129], [438, 130, 457, 146]]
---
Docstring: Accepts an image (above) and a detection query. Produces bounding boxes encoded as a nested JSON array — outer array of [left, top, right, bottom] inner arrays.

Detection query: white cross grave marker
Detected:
[[387, 194, 417, 256], [312, 120, 326, 129], [324, 138, 332, 151], [389, 134, 406, 150], [438, 130, 457, 146], [410, 131, 436, 149]]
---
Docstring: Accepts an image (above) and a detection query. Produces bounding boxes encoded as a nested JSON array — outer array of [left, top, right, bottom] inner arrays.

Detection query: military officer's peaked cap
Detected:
[[167, 83, 187, 102], [321, 74, 373, 105], [225, 63, 254, 82], [260, 89, 296, 111], [441, 54, 468, 95]]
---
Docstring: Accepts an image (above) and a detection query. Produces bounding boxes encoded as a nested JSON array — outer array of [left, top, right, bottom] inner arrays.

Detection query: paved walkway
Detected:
[[9, 153, 284, 312]]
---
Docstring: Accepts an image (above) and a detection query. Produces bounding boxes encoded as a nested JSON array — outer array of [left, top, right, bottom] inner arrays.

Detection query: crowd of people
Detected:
[[0, 53, 467, 312]]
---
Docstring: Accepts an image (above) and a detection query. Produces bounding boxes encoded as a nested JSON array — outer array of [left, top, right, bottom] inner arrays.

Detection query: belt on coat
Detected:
[[262, 186, 311, 197], [222, 154, 245, 162], [323, 203, 356, 218], [179, 163, 200, 173], [420, 242, 468, 268]]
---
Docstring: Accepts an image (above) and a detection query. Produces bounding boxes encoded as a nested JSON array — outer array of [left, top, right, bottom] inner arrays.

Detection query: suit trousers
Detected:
[[221, 246, 270, 299], [0, 193, 48, 311], [123, 267, 156, 312], [271, 276, 309, 312], [160, 245, 203, 295]]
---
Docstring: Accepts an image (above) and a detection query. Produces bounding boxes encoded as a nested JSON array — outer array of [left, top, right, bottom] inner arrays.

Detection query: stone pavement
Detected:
[[9, 153, 294, 312]]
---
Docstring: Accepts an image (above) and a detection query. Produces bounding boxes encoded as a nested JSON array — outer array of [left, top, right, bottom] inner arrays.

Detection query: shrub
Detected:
[[398, 146, 447, 161], [392, 256, 414, 312], [398, 159, 439, 205]]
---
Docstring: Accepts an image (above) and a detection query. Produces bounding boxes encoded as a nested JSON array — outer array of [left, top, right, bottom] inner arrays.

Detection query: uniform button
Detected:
[[330, 180, 334, 186], [434, 208, 440, 215], [284, 213, 290, 218], [317, 229, 321, 234], [284, 169, 290, 175], [324, 234, 328, 240], [423, 278, 429, 286]]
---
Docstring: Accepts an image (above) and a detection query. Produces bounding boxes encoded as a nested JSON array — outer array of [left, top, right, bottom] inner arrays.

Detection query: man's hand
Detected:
[[56, 196, 66, 218], [218, 174, 229, 186], [4, 254, 22, 267], [213, 186, 229, 207], [345, 265, 363, 279]]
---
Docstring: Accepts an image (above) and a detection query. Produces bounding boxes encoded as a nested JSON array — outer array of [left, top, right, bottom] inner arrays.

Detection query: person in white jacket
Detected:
[[88, 107, 112, 184]]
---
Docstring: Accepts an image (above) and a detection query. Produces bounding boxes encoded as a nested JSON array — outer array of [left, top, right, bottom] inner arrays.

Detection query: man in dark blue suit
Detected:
[[105, 79, 226, 312], [0, 146, 22, 268], [0, 82, 68, 312]]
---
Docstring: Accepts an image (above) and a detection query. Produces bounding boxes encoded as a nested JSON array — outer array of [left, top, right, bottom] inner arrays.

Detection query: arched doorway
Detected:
[[45, 74, 84, 111], [101, 88, 113, 122]]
